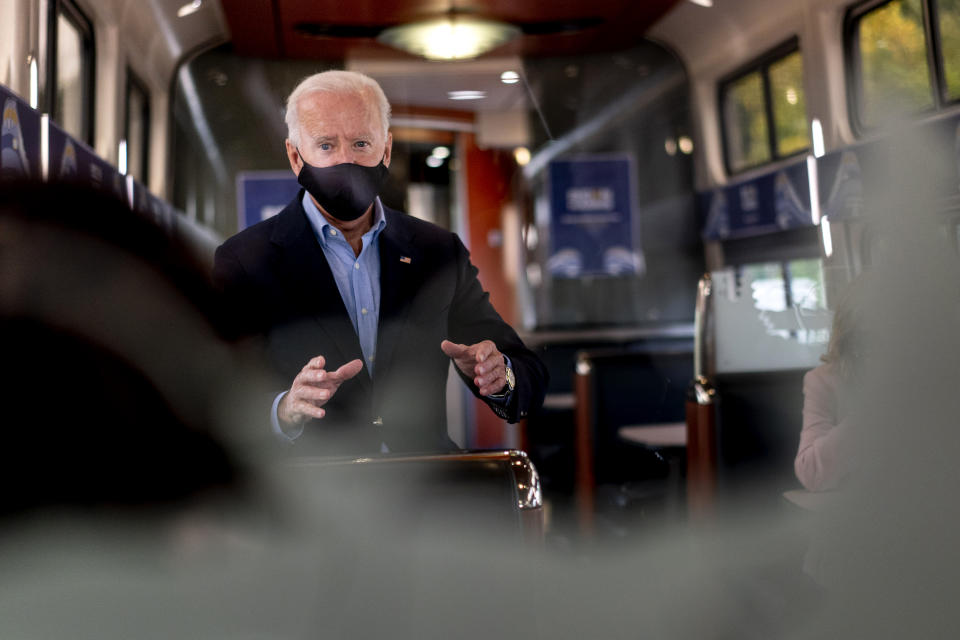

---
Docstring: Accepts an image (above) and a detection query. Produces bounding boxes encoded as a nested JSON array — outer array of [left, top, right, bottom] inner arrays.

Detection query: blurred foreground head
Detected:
[[798, 124, 960, 637], [0, 182, 279, 518]]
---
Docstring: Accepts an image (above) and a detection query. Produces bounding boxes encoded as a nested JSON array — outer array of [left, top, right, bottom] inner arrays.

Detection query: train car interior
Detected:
[[2, 0, 960, 637]]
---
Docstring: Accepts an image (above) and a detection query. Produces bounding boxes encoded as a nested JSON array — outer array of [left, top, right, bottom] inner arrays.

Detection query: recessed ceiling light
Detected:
[[688, 0, 713, 7], [513, 147, 531, 166], [431, 146, 451, 159], [426, 155, 444, 168], [177, 0, 203, 18], [500, 71, 520, 84], [447, 90, 486, 101]]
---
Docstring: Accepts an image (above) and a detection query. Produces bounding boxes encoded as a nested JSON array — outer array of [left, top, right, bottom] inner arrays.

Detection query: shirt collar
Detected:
[[302, 190, 387, 248]]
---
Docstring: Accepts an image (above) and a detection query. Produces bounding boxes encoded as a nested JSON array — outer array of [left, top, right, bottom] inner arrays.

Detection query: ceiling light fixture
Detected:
[[377, 14, 520, 61], [688, 0, 714, 7], [177, 0, 203, 18], [513, 147, 531, 166], [501, 71, 520, 84], [447, 90, 486, 101]]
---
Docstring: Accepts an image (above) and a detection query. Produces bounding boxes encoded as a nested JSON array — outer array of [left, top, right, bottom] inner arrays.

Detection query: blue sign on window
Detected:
[[47, 120, 126, 201], [547, 155, 642, 278], [236, 171, 300, 231], [1, 86, 41, 180], [701, 157, 813, 241]]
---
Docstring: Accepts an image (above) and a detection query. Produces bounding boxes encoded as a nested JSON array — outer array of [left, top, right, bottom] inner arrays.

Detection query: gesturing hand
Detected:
[[441, 339, 507, 397], [278, 356, 364, 427]]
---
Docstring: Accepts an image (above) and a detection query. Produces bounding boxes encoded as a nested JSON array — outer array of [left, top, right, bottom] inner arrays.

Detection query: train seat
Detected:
[[573, 347, 693, 531], [714, 369, 808, 506], [0, 181, 258, 516]]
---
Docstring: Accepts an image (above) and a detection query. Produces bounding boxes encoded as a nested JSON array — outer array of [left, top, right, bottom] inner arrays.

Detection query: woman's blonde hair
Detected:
[[822, 273, 871, 382]]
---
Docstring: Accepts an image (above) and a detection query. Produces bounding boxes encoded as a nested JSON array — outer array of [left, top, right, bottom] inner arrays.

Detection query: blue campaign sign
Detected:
[[547, 155, 642, 278], [700, 112, 960, 242], [128, 175, 180, 233], [236, 171, 300, 230], [1, 85, 41, 180], [701, 156, 813, 240], [817, 111, 960, 221], [47, 120, 126, 201], [147, 192, 175, 233], [817, 149, 864, 222], [128, 176, 151, 215]]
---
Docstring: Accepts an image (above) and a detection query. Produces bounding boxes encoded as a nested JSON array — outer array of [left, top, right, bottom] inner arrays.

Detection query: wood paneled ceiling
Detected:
[[221, 0, 682, 60]]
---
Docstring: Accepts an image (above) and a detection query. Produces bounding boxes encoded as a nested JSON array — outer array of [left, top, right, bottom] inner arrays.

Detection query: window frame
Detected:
[[718, 37, 809, 176], [45, 0, 96, 145], [844, 0, 957, 136], [124, 68, 151, 183], [929, 0, 960, 106]]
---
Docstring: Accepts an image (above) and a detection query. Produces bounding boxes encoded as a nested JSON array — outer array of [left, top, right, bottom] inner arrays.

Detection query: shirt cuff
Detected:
[[271, 391, 304, 443]]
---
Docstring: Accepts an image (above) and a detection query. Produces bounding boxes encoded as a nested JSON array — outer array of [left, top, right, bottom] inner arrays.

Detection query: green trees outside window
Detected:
[[724, 71, 770, 172], [856, 0, 933, 127], [938, 0, 960, 101], [850, 0, 959, 128], [720, 41, 810, 174], [770, 51, 811, 157]]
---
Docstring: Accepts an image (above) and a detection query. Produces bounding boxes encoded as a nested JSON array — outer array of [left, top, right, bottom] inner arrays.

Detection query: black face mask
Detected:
[[296, 151, 389, 222]]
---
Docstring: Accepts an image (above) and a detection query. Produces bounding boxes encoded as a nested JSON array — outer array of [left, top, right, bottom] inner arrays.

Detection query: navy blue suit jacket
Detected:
[[212, 192, 547, 454]]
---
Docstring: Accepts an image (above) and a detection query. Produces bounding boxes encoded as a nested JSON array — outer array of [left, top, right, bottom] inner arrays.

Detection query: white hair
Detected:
[[284, 70, 391, 147]]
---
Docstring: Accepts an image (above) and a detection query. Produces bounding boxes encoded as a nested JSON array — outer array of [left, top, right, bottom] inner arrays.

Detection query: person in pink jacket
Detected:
[[795, 279, 867, 492]]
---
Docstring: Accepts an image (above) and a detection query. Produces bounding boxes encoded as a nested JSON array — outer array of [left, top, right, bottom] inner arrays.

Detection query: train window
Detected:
[[723, 71, 771, 171], [769, 51, 810, 157], [936, 0, 960, 101], [720, 39, 809, 175], [850, 0, 934, 128], [49, 0, 95, 144], [740, 258, 827, 315], [787, 257, 827, 311], [125, 70, 150, 183]]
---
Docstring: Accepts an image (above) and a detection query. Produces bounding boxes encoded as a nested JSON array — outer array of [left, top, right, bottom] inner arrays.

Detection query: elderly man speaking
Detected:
[[213, 70, 547, 454]]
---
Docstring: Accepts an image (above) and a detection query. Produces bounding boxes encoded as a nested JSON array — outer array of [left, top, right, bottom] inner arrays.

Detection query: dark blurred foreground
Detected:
[[1, 159, 960, 639]]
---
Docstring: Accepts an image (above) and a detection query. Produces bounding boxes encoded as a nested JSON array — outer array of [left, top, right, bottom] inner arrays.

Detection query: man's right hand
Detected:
[[277, 356, 364, 427]]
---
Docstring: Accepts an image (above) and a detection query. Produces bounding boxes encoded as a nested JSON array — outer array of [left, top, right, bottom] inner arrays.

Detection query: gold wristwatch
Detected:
[[490, 357, 515, 398]]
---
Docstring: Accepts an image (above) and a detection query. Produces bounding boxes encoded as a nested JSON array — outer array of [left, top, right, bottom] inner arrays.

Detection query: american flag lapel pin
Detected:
[[399, 256, 412, 264]]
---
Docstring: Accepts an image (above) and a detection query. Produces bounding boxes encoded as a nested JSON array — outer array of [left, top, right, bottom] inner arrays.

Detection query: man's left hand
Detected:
[[441, 339, 507, 397]]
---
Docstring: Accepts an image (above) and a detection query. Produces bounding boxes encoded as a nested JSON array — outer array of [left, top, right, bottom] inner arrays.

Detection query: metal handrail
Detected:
[[693, 273, 712, 383], [687, 274, 718, 517], [287, 449, 543, 510]]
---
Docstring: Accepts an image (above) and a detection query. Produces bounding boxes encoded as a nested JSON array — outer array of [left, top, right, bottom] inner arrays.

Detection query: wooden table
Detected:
[[617, 422, 687, 447]]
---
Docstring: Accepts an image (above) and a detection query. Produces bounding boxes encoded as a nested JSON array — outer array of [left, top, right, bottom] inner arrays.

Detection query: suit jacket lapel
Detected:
[[271, 195, 368, 381], [376, 208, 422, 382]]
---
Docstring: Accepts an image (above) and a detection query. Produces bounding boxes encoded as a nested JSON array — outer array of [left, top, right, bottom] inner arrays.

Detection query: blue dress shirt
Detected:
[[302, 191, 386, 376], [272, 194, 385, 443]]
